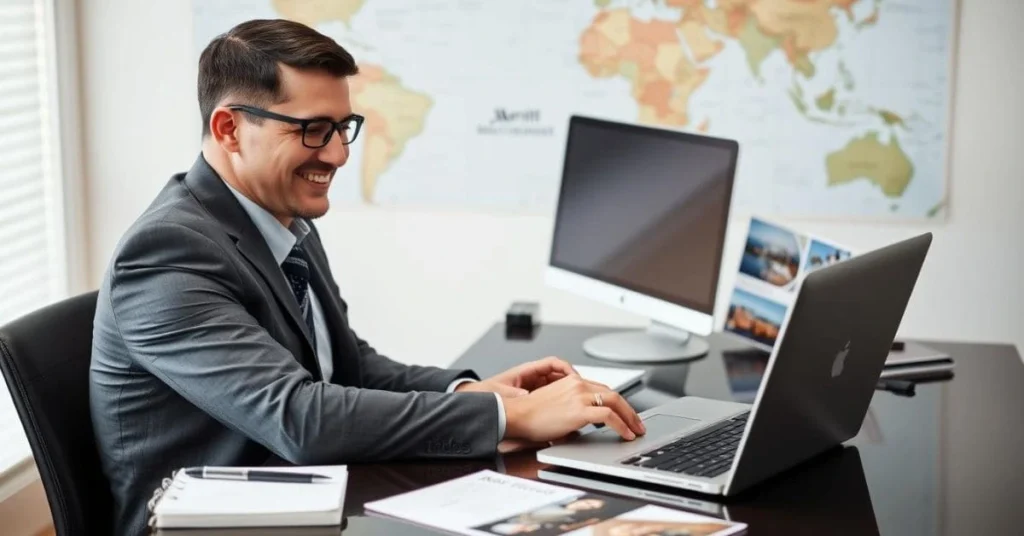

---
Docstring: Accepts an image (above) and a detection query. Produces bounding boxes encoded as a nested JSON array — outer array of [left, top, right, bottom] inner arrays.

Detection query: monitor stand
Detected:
[[582, 320, 709, 363]]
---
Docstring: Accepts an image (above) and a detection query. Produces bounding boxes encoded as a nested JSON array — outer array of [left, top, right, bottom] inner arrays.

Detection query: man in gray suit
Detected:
[[90, 19, 645, 535]]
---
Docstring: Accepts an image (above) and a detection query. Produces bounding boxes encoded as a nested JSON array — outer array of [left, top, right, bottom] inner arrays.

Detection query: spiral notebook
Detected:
[[147, 466, 348, 529]]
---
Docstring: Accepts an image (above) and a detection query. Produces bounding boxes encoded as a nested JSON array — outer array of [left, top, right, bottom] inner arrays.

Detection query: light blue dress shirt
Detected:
[[223, 182, 506, 439]]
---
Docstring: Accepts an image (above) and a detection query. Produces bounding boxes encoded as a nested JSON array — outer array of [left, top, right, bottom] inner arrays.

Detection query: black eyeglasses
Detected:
[[227, 104, 365, 148]]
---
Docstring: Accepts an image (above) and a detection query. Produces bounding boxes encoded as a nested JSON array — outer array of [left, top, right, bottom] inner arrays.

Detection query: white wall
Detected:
[[80, 0, 1022, 369]]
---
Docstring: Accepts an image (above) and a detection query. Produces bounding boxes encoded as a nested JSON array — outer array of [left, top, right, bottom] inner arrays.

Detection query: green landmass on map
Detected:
[[737, 16, 781, 79], [878, 109, 908, 129], [815, 88, 836, 111], [789, 90, 809, 115], [826, 131, 915, 197], [794, 55, 816, 78]]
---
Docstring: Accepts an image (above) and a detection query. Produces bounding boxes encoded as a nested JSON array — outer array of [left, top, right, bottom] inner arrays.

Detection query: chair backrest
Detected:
[[0, 291, 113, 535]]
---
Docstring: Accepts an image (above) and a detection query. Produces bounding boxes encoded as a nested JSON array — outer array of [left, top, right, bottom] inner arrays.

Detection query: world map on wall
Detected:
[[192, 0, 956, 219]]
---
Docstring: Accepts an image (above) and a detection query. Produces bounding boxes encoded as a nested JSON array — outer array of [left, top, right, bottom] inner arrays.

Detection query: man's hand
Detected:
[[502, 375, 646, 443], [455, 356, 579, 398]]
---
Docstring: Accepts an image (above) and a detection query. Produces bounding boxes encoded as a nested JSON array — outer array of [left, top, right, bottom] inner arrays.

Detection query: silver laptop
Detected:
[[537, 446, 879, 534], [537, 233, 932, 497]]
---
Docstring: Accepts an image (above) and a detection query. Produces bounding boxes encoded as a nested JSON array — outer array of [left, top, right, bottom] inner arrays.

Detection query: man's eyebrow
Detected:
[[307, 113, 355, 121]]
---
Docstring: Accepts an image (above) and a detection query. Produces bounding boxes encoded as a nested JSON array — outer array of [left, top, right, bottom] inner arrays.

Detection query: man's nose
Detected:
[[317, 129, 349, 167]]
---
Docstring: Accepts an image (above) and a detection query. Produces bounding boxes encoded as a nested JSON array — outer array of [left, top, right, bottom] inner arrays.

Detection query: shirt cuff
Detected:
[[446, 378, 476, 393], [493, 392, 507, 440]]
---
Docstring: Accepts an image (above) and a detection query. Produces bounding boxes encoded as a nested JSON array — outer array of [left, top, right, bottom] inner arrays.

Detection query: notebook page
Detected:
[[156, 466, 347, 517], [365, 470, 581, 530], [575, 365, 645, 393]]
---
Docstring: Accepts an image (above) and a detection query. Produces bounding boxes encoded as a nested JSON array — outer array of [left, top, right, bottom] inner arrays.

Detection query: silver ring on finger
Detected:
[[594, 393, 603, 407]]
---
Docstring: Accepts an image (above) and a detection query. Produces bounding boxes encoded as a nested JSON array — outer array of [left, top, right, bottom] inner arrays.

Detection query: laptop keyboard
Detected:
[[620, 412, 749, 479]]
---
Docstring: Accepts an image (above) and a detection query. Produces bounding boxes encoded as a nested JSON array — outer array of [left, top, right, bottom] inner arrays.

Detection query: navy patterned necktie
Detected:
[[281, 245, 316, 352]]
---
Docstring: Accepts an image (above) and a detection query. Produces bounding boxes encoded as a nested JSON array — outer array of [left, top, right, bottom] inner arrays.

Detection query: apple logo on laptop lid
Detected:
[[832, 341, 851, 378]]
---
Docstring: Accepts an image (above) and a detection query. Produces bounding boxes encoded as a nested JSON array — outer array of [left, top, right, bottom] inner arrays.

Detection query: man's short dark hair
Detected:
[[197, 19, 359, 136]]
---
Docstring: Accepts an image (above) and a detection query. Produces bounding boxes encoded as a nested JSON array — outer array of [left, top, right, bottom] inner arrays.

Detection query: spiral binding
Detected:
[[146, 468, 184, 528]]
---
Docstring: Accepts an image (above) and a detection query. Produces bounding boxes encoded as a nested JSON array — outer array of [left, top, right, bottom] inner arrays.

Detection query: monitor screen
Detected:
[[549, 116, 737, 315]]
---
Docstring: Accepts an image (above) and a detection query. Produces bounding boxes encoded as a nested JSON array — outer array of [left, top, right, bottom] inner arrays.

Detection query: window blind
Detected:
[[0, 0, 69, 477]]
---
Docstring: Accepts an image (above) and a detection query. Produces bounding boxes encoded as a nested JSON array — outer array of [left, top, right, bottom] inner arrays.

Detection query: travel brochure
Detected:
[[724, 216, 854, 352], [364, 470, 746, 536]]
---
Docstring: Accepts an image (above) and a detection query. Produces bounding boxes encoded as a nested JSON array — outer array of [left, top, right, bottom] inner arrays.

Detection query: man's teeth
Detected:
[[299, 172, 331, 184]]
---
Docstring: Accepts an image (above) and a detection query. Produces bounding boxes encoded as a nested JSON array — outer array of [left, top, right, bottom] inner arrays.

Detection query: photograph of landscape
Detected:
[[739, 218, 803, 289], [803, 238, 852, 275], [724, 288, 788, 349]]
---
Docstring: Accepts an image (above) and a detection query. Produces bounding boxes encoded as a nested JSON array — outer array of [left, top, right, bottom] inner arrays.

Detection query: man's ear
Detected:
[[209, 107, 241, 153]]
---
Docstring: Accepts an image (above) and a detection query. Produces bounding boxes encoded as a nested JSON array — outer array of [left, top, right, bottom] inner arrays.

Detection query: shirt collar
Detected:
[[223, 181, 311, 266]]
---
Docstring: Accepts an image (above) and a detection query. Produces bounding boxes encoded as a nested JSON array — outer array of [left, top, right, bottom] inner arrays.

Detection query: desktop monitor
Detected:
[[546, 115, 738, 362]]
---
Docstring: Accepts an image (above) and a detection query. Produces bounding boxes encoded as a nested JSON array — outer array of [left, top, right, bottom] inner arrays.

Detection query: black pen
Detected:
[[876, 379, 915, 397], [184, 467, 332, 483]]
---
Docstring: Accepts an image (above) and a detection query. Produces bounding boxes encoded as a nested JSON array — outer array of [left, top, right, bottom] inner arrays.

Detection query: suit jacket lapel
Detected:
[[304, 235, 363, 386], [235, 235, 319, 361], [181, 154, 321, 379]]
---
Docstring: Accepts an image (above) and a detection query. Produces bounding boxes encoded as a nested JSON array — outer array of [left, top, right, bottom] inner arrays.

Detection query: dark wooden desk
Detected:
[[158, 324, 1024, 535], [338, 323, 1024, 535]]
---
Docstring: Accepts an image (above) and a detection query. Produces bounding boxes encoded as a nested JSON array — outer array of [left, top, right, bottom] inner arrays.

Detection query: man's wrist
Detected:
[[499, 394, 525, 441]]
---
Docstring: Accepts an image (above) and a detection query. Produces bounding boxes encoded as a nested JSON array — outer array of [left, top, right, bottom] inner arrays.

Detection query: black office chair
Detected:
[[0, 291, 113, 535]]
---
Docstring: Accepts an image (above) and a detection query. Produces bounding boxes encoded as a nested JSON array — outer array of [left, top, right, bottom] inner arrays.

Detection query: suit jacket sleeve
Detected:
[[108, 222, 499, 463]]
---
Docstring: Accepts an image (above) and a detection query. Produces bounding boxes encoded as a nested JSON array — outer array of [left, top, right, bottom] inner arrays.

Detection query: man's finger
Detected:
[[543, 372, 568, 384], [511, 358, 580, 392], [593, 390, 645, 435], [544, 356, 579, 377], [523, 356, 578, 379], [583, 406, 635, 440]]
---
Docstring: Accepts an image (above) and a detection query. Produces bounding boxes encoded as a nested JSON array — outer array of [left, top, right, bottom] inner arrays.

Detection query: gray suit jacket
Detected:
[[90, 155, 500, 535]]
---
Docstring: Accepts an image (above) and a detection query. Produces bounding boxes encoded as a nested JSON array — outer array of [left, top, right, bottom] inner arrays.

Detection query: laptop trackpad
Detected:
[[588, 414, 701, 444], [641, 414, 702, 438]]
